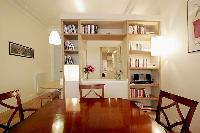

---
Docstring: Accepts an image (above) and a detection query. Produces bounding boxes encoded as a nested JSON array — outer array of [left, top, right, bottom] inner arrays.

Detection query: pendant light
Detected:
[[49, 30, 61, 45]]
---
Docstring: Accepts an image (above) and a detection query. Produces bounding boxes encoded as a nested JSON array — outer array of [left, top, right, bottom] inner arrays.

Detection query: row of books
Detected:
[[128, 25, 145, 35], [130, 88, 150, 98], [130, 57, 148, 68], [128, 41, 150, 51], [64, 25, 77, 34], [81, 24, 98, 34]]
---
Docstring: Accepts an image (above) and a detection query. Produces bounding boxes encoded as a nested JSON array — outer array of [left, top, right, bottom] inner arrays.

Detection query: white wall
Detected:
[[0, 0, 51, 110], [160, 0, 200, 132]]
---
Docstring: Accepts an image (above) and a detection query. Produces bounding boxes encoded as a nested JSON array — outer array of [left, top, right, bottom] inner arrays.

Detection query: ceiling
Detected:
[[8, 0, 161, 27]]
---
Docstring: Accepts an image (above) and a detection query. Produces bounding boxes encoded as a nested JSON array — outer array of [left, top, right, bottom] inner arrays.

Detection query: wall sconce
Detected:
[[151, 36, 165, 56], [49, 30, 61, 45]]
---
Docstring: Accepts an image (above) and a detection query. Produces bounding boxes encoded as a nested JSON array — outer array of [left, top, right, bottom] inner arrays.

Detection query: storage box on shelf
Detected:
[[127, 20, 160, 111]]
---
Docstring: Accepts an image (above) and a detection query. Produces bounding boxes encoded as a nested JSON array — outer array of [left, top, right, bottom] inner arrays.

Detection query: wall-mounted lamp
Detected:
[[151, 36, 165, 56], [49, 30, 61, 45]]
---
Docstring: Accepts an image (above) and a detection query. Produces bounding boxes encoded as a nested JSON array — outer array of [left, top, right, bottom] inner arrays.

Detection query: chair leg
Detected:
[[40, 99, 43, 107]]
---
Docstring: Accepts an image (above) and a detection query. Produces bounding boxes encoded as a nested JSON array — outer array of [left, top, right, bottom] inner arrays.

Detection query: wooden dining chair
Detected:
[[79, 84, 105, 98], [0, 90, 37, 132], [156, 90, 198, 133]]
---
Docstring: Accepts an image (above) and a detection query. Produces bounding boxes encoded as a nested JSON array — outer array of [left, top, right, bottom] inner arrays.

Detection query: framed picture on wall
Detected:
[[9, 41, 34, 58], [187, 0, 200, 53]]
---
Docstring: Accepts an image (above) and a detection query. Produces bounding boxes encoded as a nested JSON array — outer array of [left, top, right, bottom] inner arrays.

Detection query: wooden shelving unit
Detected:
[[61, 19, 160, 111], [130, 83, 159, 88], [128, 20, 160, 111], [130, 67, 159, 70], [61, 20, 80, 65], [64, 50, 79, 54], [129, 50, 151, 54], [127, 34, 156, 41], [80, 34, 126, 40], [129, 95, 159, 100]]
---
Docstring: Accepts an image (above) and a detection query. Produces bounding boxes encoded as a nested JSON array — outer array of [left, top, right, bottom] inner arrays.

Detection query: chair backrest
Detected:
[[0, 90, 25, 132], [79, 84, 105, 98], [156, 90, 198, 133]]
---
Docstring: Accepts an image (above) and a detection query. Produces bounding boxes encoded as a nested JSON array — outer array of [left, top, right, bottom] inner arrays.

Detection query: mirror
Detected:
[[83, 41, 123, 79], [100, 47, 121, 79]]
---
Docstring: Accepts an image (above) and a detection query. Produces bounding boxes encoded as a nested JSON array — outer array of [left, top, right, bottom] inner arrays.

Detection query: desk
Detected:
[[40, 80, 63, 90], [40, 80, 63, 100], [8, 98, 166, 133]]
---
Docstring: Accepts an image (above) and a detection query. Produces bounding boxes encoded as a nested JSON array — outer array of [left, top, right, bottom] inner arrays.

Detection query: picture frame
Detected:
[[187, 0, 200, 53], [9, 41, 34, 58]]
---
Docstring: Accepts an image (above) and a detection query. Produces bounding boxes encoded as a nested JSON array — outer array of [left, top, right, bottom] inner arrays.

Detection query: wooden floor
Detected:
[[0, 92, 55, 133]]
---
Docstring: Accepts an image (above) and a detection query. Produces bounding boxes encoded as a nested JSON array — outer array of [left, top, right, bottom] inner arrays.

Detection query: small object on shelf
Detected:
[[64, 41, 75, 51], [128, 25, 146, 34], [65, 55, 74, 65], [64, 25, 76, 34], [140, 26, 145, 34], [81, 24, 98, 34], [131, 74, 153, 84], [144, 89, 150, 97]]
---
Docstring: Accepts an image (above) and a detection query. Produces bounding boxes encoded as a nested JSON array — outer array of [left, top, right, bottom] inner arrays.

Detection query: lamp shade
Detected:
[[151, 36, 165, 56], [49, 30, 61, 45], [64, 65, 79, 81]]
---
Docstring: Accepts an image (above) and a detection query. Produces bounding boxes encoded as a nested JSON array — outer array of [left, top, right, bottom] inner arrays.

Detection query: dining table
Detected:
[[8, 98, 166, 133]]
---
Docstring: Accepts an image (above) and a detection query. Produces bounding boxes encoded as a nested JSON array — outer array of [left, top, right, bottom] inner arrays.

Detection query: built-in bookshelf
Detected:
[[127, 20, 160, 111], [61, 19, 160, 111], [62, 20, 80, 65]]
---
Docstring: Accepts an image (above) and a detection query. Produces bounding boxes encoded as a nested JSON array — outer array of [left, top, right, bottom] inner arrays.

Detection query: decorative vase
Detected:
[[86, 73, 89, 79]]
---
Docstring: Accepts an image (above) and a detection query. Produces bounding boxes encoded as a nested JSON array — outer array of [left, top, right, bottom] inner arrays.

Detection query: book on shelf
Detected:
[[64, 24, 77, 34], [81, 24, 98, 34], [130, 88, 148, 98]]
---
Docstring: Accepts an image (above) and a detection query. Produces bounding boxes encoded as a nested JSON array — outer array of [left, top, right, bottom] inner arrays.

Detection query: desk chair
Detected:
[[79, 84, 105, 98], [156, 90, 198, 133], [0, 90, 37, 133]]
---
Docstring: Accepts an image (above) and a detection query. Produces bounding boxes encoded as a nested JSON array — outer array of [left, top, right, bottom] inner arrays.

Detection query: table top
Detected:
[[8, 98, 166, 133], [40, 80, 63, 89]]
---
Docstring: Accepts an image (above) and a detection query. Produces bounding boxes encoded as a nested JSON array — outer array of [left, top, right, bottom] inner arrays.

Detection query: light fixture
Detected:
[[151, 36, 165, 56], [49, 30, 61, 45], [75, 0, 85, 13]]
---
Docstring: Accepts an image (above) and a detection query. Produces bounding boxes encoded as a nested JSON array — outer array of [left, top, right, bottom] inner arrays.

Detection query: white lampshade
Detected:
[[49, 30, 61, 45], [151, 36, 165, 56], [64, 65, 79, 81]]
